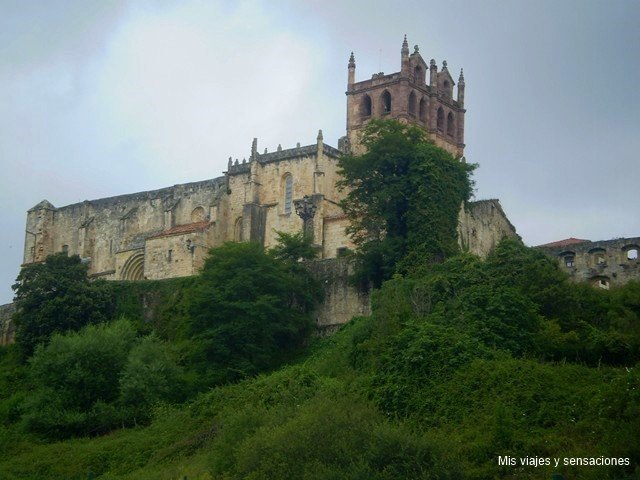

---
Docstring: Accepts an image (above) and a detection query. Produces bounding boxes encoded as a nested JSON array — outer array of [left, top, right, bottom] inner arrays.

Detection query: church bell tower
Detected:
[[345, 35, 466, 157]]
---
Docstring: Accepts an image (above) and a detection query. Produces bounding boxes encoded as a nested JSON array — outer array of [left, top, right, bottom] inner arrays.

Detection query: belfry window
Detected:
[[447, 112, 455, 137], [361, 95, 372, 117], [283, 174, 293, 214], [408, 91, 416, 116], [437, 107, 444, 132], [419, 98, 426, 121], [381, 91, 391, 113]]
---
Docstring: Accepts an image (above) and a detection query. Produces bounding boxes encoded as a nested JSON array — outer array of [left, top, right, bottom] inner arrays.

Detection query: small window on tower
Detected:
[[62, 244, 69, 255]]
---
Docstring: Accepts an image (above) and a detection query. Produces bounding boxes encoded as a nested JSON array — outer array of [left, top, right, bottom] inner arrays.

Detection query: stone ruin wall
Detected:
[[458, 199, 520, 257], [538, 237, 640, 289]]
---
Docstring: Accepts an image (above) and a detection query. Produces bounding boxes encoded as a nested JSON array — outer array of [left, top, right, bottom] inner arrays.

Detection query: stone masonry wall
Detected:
[[458, 199, 520, 258], [538, 237, 640, 288], [308, 258, 371, 333], [0, 303, 16, 346]]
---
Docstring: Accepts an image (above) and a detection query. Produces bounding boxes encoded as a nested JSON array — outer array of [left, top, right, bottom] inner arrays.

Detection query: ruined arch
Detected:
[[360, 94, 372, 117], [622, 244, 639, 261], [408, 91, 417, 116], [381, 90, 391, 113], [588, 247, 607, 267], [121, 251, 145, 281]]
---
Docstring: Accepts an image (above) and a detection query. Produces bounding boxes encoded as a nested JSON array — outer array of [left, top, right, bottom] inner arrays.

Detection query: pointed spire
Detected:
[[458, 68, 465, 84], [228, 157, 232, 169], [401, 34, 409, 55], [317, 129, 323, 142], [251, 138, 257, 159], [277, 144, 282, 152], [348, 51, 355, 68], [442, 60, 448, 70]]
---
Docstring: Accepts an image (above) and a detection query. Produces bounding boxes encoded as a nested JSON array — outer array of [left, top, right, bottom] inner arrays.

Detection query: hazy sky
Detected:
[[1, 0, 638, 303]]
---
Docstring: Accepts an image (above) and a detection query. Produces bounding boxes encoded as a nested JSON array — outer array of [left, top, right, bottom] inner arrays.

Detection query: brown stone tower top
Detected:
[[345, 36, 465, 157]]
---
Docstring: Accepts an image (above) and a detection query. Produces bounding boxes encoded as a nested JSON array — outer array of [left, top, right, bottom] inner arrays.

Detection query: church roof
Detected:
[[149, 221, 211, 239], [537, 237, 590, 248]]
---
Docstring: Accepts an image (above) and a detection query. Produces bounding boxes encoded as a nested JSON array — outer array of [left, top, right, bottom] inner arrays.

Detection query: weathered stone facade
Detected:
[[537, 237, 640, 289], [458, 200, 520, 257], [20, 37, 518, 336]]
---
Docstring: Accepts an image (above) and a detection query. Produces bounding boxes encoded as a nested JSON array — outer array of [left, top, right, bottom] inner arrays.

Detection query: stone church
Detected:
[[22, 37, 518, 283]]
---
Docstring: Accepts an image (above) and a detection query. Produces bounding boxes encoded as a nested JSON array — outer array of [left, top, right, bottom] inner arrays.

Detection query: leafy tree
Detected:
[[188, 241, 322, 385], [338, 119, 475, 287], [269, 230, 319, 262], [119, 335, 185, 421], [12, 253, 114, 357], [22, 319, 136, 438]]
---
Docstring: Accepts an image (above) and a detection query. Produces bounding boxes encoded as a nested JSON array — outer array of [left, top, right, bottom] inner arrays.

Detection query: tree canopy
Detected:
[[187, 241, 322, 385], [338, 119, 475, 287], [12, 253, 114, 357]]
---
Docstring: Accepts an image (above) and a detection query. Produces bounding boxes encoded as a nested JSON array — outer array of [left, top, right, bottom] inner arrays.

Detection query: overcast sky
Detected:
[[1, 0, 638, 304]]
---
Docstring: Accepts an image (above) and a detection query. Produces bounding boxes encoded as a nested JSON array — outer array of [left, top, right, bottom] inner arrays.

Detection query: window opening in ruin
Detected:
[[598, 278, 610, 290], [167, 249, 172, 262], [361, 95, 372, 117], [62, 245, 69, 255], [437, 107, 444, 132], [563, 254, 575, 268], [447, 112, 455, 137], [283, 174, 293, 214], [381, 91, 391, 113], [596, 255, 606, 265], [628, 249, 638, 260], [337, 247, 348, 257]]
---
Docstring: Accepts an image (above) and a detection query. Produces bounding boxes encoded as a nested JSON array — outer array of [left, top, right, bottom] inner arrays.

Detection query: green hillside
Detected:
[[1, 121, 638, 479]]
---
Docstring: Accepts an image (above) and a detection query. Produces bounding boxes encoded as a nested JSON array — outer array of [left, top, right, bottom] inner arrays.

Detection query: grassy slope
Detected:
[[1, 316, 638, 480]]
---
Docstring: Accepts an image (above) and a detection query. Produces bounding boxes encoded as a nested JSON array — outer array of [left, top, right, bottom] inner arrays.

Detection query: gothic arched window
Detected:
[[419, 98, 426, 122], [437, 107, 444, 132], [408, 91, 416, 116], [381, 90, 391, 113], [414, 65, 424, 84], [283, 174, 293, 214], [447, 112, 455, 137]]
